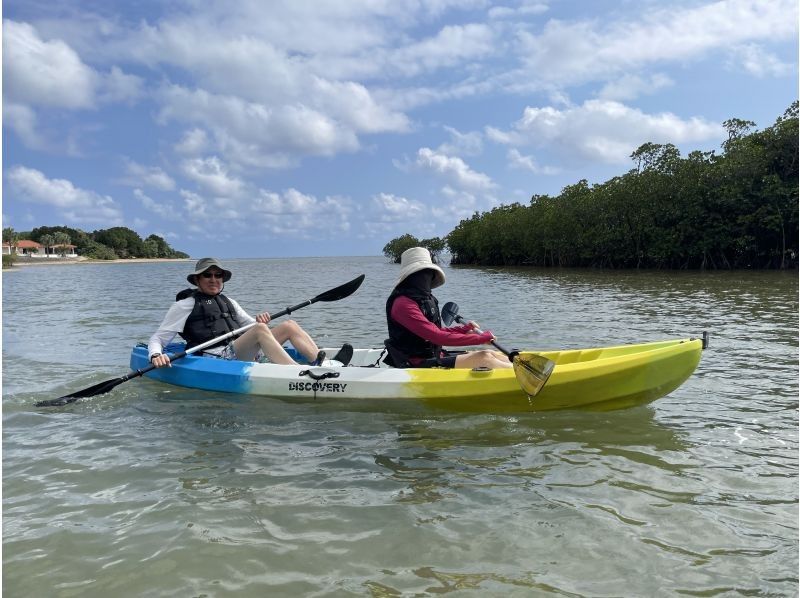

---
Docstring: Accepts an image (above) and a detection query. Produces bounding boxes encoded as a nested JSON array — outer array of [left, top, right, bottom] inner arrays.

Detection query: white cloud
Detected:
[[151, 230, 180, 241], [3, 20, 97, 109], [252, 188, 317, 215], [176, 184, 354, 240], [357, 192, 444, 239], [3, 20, 144, 153], [434, 185, 496, 224], [3, 103, 45, 150], [388, 24, 496, 77], [122, 160, 176, 191], [246, 190, 353, 238], [371, 192, 426, 222], [598, 73, 674, 101], [437, 126, 483, 157], [181, 156, 244, 196], [507, 149, 559, 174], [6, 165, 123, 224], [158, 85, 361, 168], [99, 66, 145, 104], [731, 43, 794, 77], [397, 147, 496, 191], [487, 100, 723, 164], [180, 189, 209, 220], [309, 78, 410, 134], [175, 128, 210, 155], [134, 188, 173, 218], [515, 0, 798, 86]]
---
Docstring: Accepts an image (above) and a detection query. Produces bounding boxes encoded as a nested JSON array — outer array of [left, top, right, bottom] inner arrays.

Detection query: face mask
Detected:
[[404, 269, 435, 292]]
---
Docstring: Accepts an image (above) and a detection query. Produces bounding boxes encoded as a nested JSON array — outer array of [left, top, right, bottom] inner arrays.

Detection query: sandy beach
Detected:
[[4, 257, 192, 269]]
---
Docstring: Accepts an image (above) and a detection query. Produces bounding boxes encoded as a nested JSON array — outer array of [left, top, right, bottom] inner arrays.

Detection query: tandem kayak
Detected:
[[129, 334, 707, 411]]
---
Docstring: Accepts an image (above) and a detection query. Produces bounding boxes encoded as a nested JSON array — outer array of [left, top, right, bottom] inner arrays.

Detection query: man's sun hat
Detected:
[[187, 257, 232, 285], [396, 247, 445, 288]]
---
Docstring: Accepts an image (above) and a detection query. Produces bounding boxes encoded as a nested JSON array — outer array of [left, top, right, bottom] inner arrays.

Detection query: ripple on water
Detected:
[[3, 260, 798, 596]]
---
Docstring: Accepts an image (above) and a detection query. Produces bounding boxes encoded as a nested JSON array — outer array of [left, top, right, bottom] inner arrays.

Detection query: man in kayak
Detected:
[[148, 257, 324, 367], [385, 247, 512, 369]]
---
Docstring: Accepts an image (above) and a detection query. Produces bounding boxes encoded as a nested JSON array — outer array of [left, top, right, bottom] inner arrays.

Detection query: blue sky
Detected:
[[3, 0, 797, 258]]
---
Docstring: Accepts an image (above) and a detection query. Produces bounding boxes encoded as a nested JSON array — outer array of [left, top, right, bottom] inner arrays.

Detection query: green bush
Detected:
[[80, 240, 119, 260]]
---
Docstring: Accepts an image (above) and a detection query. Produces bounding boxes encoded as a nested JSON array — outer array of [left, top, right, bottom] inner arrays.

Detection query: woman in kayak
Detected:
[[386, 247, 512, 369], [148, 257, 323, 368]]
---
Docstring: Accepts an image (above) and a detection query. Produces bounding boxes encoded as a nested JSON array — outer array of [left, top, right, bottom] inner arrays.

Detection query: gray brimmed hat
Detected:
[[187, 257, 232, 285], [396, 247, 445, 288]]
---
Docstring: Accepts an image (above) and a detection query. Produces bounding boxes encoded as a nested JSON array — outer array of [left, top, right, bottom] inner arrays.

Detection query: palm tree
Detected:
[[53, 231, 72, 256], [39, 233, 55, 256]]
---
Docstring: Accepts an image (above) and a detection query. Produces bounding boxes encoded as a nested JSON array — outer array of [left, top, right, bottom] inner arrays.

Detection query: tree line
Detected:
[[385, 103, 798, 269], [382, 234, 447, 263], [3, 225, 189, 260]]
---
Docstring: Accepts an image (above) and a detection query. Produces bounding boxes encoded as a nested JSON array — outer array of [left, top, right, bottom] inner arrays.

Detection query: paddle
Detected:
[[35, 274, 366, 407], [440, 301, 554, 397]]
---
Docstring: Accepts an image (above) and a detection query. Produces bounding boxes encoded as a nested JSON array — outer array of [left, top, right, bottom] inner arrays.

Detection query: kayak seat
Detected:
[[383, 340, 411, 368], [382, 340, 464, 369], [333, 343, 354, 366]]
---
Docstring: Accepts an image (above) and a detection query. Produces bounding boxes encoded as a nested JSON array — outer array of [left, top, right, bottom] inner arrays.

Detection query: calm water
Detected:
[[3, 257, 798, 597]]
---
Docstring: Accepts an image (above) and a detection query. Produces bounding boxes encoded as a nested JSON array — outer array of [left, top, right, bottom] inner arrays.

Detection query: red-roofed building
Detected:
[[14, 240, 44, 256], [3, 240, 79, 258]]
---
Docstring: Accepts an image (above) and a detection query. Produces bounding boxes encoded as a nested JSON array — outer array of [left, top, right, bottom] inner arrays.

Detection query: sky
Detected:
[[2, 0, 797, 258]]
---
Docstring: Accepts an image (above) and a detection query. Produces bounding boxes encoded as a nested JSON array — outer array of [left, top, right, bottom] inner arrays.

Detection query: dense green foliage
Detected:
[[446, 104, 798, 269], [383, 234, 446, 263], [16, 225, 189, 260], [3, 227, 18, 244]]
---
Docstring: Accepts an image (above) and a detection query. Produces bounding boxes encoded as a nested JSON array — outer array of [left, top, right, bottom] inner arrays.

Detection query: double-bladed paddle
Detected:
[[440, 301, 554, 397], [36, 274, 366, 407]]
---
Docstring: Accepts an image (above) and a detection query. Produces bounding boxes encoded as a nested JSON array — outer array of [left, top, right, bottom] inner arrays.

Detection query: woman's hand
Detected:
[[256, 312, 271, 324], [151, 354, 172, 368]]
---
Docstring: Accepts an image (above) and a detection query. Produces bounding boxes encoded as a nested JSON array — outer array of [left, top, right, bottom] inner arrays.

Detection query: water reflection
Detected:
[[371, 407, 689, 506]]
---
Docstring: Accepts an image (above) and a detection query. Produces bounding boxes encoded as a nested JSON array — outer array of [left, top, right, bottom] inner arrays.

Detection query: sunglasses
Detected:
[[200, 272, 225, 279]]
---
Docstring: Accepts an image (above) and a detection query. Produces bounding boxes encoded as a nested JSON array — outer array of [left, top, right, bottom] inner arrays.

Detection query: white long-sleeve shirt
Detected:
[[147, 296, 255, 359]]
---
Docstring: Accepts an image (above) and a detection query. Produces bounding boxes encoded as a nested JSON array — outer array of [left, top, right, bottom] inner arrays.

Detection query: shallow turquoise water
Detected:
[[3, 257, 797, 596]]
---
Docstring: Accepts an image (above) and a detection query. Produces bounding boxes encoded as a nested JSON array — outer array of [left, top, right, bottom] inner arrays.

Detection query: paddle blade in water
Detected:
[[35, 376, 128, 407], [512, 354, 555, 397]]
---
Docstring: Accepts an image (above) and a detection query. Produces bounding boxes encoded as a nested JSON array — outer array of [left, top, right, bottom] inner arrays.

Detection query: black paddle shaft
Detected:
[[451, 314, 518, 361], [441, 302, 517, 360]]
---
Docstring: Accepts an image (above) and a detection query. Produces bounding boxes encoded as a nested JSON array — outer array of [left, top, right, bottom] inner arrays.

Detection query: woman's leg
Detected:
[[269, 320, 319, 362], [454, 350, 512, 369], [231, 323, 297, 364]]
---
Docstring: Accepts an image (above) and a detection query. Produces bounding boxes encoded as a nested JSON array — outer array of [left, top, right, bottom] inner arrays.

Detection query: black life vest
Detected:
[[181, 291, 245, 350], [386, 287, 442, 360]]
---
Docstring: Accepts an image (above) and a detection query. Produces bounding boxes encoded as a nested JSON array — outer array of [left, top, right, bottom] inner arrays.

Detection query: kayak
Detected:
[[129, 335, 706, 411]]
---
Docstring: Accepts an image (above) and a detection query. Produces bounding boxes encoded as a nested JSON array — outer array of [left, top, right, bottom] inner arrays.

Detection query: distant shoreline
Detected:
[[4, 257, 192, 270]]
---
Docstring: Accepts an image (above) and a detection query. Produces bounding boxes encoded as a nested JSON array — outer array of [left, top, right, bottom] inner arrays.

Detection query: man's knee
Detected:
[[254, 322, 274, 336]]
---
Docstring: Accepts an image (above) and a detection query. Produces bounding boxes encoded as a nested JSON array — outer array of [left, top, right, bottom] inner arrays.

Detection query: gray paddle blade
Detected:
[[441, 302, 459, 327], [512, 354, 555, 397]]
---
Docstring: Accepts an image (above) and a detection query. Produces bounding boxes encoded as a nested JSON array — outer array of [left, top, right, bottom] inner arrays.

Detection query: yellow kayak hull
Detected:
[[408, 337, 704, 411]]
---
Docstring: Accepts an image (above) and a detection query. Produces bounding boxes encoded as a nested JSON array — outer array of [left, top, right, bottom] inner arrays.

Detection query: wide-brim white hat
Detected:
[[396, 247, 445, 288]]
